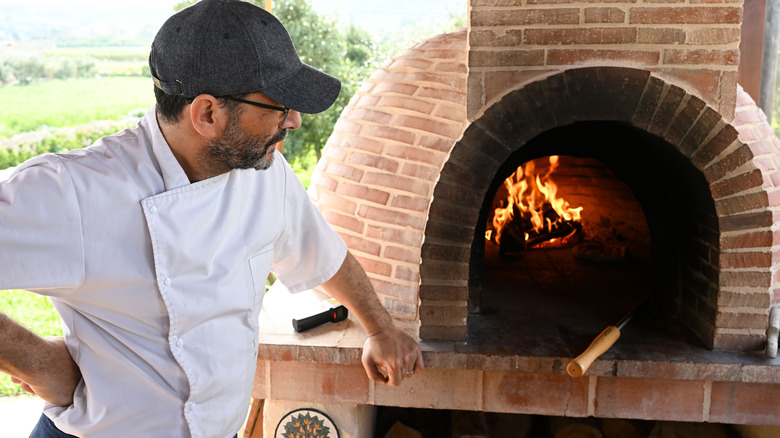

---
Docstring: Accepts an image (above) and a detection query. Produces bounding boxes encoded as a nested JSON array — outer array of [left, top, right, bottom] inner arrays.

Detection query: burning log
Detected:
[[489, 156, 585, 255], [496, 203, 583, 255]]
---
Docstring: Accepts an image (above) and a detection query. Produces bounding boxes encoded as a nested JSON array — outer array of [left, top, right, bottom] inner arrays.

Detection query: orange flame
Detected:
[[489, 156, 583, 246]]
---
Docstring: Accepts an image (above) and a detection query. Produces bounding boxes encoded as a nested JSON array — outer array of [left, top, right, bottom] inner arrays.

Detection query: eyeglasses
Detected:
[[219, 95, 290, 124]]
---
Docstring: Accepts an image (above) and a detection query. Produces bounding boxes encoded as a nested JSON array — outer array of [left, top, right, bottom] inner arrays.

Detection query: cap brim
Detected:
[[263, 63, 341, 114]]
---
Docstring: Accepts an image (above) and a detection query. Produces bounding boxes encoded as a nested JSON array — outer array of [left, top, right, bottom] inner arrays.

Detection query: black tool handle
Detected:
[[292, 305, 348, 333]]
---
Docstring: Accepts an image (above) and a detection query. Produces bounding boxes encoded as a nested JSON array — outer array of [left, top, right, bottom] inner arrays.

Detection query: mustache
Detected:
[[268, 129, 287, 146]]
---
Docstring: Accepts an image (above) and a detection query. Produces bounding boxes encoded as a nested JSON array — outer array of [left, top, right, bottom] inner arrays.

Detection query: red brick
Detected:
[[710, 382, 780, 425], [664, 49, 739, 65], [585, 7, 626, 23], [712, 329, 766, 350], [371, 277, 419, 300], [340, 234, 382, 257], [470, 8, 580, 26], [338, 181, 391, 206], [715, 309, 769, 329], [669, 70, 723, 113], [688, 28, 741, 45], [310, 172, 338, 193], [377, 96, 436, 115], [469, 49, 545, 68], [703, 145, 754, 183], [419, 284, 468, 301], [525, 28, 637, 45], [322, 210, 365, 235], [594, 377, 705, 421], [268, 361, 369, 404], [366, 224, 423, 247], [420, 259, 469, 281], [720, 230, 773, 250], [434, 105, 467, 125], [483, 371, 588, 416], [721, 270, 771, 288], [394, 114, 462, 138], [417, 86, 467, 104], [419, 303, 468, 324], [385, 144, 442, 167], [315, 190, 358, 214], [363, 172, 430, 197], [357, 204, 426, 229], [390, 194, 429, 212], [717, 290, 771, 308], [325, 161, 364, 182], [629, 7, 742, 24], [346, 107, 393, 125], [637, 28, 686, 44], [401, 162, 439, 182], [375, 368, 479, 410], [382, 297, 417, 319], [371, 81, 419, 97], [252, 361, 267, 399], [345, 151, 400, 173], [715, 191, 768, 216], [384, 245, 420, 264], [389, 58, 434, 72], [434, 61, 468, 75], [719, 251, 772, 269], [393, 264, 420, 283], [470, 29, 523, 47], [711, 169, 763, 198], [547, 49, 660, 65], [337, 135, 385, 155], [355, 254, 392, 277], [361, 124, 416, 146]]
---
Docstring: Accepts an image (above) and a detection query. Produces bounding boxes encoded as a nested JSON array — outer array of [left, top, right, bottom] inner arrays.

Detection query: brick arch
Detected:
[[421, 66, 779, 349]]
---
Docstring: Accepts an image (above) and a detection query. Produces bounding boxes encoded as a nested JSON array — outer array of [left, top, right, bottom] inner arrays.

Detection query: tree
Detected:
[[173, 0, 382, 166]]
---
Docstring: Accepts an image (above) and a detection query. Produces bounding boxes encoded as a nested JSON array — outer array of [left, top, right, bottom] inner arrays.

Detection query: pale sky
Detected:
[[0, 0, 466, 42]]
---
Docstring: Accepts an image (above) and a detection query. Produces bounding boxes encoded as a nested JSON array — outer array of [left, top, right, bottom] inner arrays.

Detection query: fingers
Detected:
[[10, 376, 36, 395], [361, 327, 424, 386]]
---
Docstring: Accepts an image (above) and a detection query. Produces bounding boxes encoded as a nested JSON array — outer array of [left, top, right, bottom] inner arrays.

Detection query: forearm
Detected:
[[320, 251, 394, 336], [0, 311, 50, 381], [0, 311, 80, 406]]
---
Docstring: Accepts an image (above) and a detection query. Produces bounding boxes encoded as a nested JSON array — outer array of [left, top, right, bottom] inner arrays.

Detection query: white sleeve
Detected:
[[270, 154, 347, 292], [0, 155, 85, 294]]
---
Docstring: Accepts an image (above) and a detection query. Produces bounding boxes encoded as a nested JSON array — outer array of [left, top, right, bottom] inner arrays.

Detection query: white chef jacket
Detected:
[[0, 106, 347, 437]]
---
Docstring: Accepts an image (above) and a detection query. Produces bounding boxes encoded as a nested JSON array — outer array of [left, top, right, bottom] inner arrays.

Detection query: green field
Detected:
[[0, 290, 63, 397], [0, 76, 154, 138]]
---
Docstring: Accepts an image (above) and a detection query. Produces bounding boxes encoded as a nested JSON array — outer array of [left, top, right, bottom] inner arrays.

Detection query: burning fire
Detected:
[[487, 156, 583, 250]]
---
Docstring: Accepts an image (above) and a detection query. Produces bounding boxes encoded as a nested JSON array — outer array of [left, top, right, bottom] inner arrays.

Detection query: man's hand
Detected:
[[10, 337, 81, 406], [361, 326, 424, 386]]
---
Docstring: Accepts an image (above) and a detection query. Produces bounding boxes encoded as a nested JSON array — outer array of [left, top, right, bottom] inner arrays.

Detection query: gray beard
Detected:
[[204, 112, 286, 172]]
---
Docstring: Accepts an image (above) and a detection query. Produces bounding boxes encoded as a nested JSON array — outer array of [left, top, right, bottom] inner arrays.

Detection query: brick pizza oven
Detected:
[[253, 1, 780, 435]]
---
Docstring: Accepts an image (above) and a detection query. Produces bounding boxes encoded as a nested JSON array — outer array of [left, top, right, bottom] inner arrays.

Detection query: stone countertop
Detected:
[[257, 283, 780, 384]]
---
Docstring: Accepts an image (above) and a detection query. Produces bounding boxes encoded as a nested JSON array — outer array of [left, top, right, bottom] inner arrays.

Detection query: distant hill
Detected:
[[0, 0, 175, 43]]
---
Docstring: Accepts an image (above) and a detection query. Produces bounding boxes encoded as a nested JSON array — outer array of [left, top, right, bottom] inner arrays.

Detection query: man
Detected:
[[0, 1, 424, 436]]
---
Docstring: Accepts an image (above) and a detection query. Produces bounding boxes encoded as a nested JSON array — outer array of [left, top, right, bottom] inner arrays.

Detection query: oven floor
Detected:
[[466, 242, 752, 363]]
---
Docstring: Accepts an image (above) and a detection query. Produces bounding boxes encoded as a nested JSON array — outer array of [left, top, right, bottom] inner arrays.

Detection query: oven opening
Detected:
[[467, 122, 718, 358]]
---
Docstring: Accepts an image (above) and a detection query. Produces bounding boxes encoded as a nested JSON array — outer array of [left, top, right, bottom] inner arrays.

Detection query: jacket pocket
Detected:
[[247, 249, 274, 329]]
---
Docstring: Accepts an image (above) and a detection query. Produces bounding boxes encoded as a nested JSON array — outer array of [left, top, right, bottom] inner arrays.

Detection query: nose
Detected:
[[281, 110, 302, 130]]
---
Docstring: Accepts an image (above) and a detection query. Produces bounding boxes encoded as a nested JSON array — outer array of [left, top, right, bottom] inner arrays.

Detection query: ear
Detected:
[[188, 94, 227, 139]]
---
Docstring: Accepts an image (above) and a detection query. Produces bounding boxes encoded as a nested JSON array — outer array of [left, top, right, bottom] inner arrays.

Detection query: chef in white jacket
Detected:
[[0, 1, 424, 437]]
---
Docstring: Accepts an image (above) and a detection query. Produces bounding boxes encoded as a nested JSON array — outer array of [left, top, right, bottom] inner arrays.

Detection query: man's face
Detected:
[[205, 107, 286, 171], [202, 92, 297, 173]]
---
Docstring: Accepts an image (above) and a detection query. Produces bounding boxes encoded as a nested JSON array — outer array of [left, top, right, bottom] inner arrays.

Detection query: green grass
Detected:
[[0, 290, 62, 397], [0, 76, 154, 138]]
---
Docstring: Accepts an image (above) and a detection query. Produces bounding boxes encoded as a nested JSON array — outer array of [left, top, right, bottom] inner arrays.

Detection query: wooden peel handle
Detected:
[[567, 326, 621, 378]]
